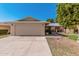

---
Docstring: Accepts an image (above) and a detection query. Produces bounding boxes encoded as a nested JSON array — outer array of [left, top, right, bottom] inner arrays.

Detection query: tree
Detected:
[[47, 18, 55, 23], [56, 3, 79, 33]]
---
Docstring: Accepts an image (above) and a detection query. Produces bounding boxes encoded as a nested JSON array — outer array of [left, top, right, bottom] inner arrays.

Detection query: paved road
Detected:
[[0, 36, 51, 56]]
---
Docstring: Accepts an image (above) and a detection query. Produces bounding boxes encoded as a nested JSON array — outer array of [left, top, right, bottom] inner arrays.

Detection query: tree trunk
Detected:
[[65, 28, 70, 34], [69, 29, 74, 34], [77, 25, 79, 34], [64, 29, 66, 33]]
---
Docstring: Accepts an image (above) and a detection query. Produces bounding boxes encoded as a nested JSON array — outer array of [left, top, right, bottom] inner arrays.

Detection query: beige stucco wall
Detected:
[[10, 24, 15, 35], [0, 25, 10, 30], [0, 25, 10, 33], [11, 23, 45, 36]]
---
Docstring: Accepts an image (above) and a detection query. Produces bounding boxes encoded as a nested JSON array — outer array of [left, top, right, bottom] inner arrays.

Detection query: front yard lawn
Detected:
[[47, 36, 79, 56], [68, 34, 78, 41]]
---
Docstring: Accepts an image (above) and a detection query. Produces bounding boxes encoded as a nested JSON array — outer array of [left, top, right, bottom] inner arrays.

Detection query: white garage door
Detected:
[[15, 23, 45, 36]]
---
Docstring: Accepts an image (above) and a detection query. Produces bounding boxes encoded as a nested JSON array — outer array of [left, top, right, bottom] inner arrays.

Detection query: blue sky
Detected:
[[0, 3, 57, 22]]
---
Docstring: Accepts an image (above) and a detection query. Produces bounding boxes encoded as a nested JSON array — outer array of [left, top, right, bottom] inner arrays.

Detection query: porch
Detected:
[[45, 23, 64, 36]]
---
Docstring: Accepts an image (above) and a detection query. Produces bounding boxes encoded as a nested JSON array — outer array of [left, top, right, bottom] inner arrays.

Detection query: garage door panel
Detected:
[[15, 23, 45, 35]]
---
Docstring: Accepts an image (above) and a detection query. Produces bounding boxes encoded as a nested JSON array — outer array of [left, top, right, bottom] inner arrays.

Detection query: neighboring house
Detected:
[[0, 24, 10, 34]]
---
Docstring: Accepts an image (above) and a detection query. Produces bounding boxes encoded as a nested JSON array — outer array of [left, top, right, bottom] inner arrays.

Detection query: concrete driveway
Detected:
[[0, 36, 52, 56]]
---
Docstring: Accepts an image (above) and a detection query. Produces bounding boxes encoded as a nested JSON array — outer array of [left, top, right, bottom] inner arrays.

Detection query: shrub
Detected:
[[68, 34, 78, 41]]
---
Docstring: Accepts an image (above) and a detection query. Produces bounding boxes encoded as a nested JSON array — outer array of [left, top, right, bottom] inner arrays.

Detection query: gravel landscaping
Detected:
[[46, 36, 79, 56]]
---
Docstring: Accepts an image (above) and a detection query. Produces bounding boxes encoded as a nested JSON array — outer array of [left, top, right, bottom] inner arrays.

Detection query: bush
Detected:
[[68, 34, 78, 41]]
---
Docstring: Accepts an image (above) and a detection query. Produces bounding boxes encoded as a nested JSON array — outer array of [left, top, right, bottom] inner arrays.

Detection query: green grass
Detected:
[[68, 34, 78, 41]]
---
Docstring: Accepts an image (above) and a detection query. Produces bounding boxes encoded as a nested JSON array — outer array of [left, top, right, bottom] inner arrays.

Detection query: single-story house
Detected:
[[0, 17, 65, 36], [1, 17, 49, 36]]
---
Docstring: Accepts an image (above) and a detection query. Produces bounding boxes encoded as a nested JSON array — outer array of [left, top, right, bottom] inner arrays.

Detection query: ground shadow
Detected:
[[46, 32, 68, 37]]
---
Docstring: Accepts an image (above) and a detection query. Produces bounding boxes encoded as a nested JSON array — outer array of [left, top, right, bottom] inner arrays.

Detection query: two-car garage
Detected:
[[10, 21, 45, 36]]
